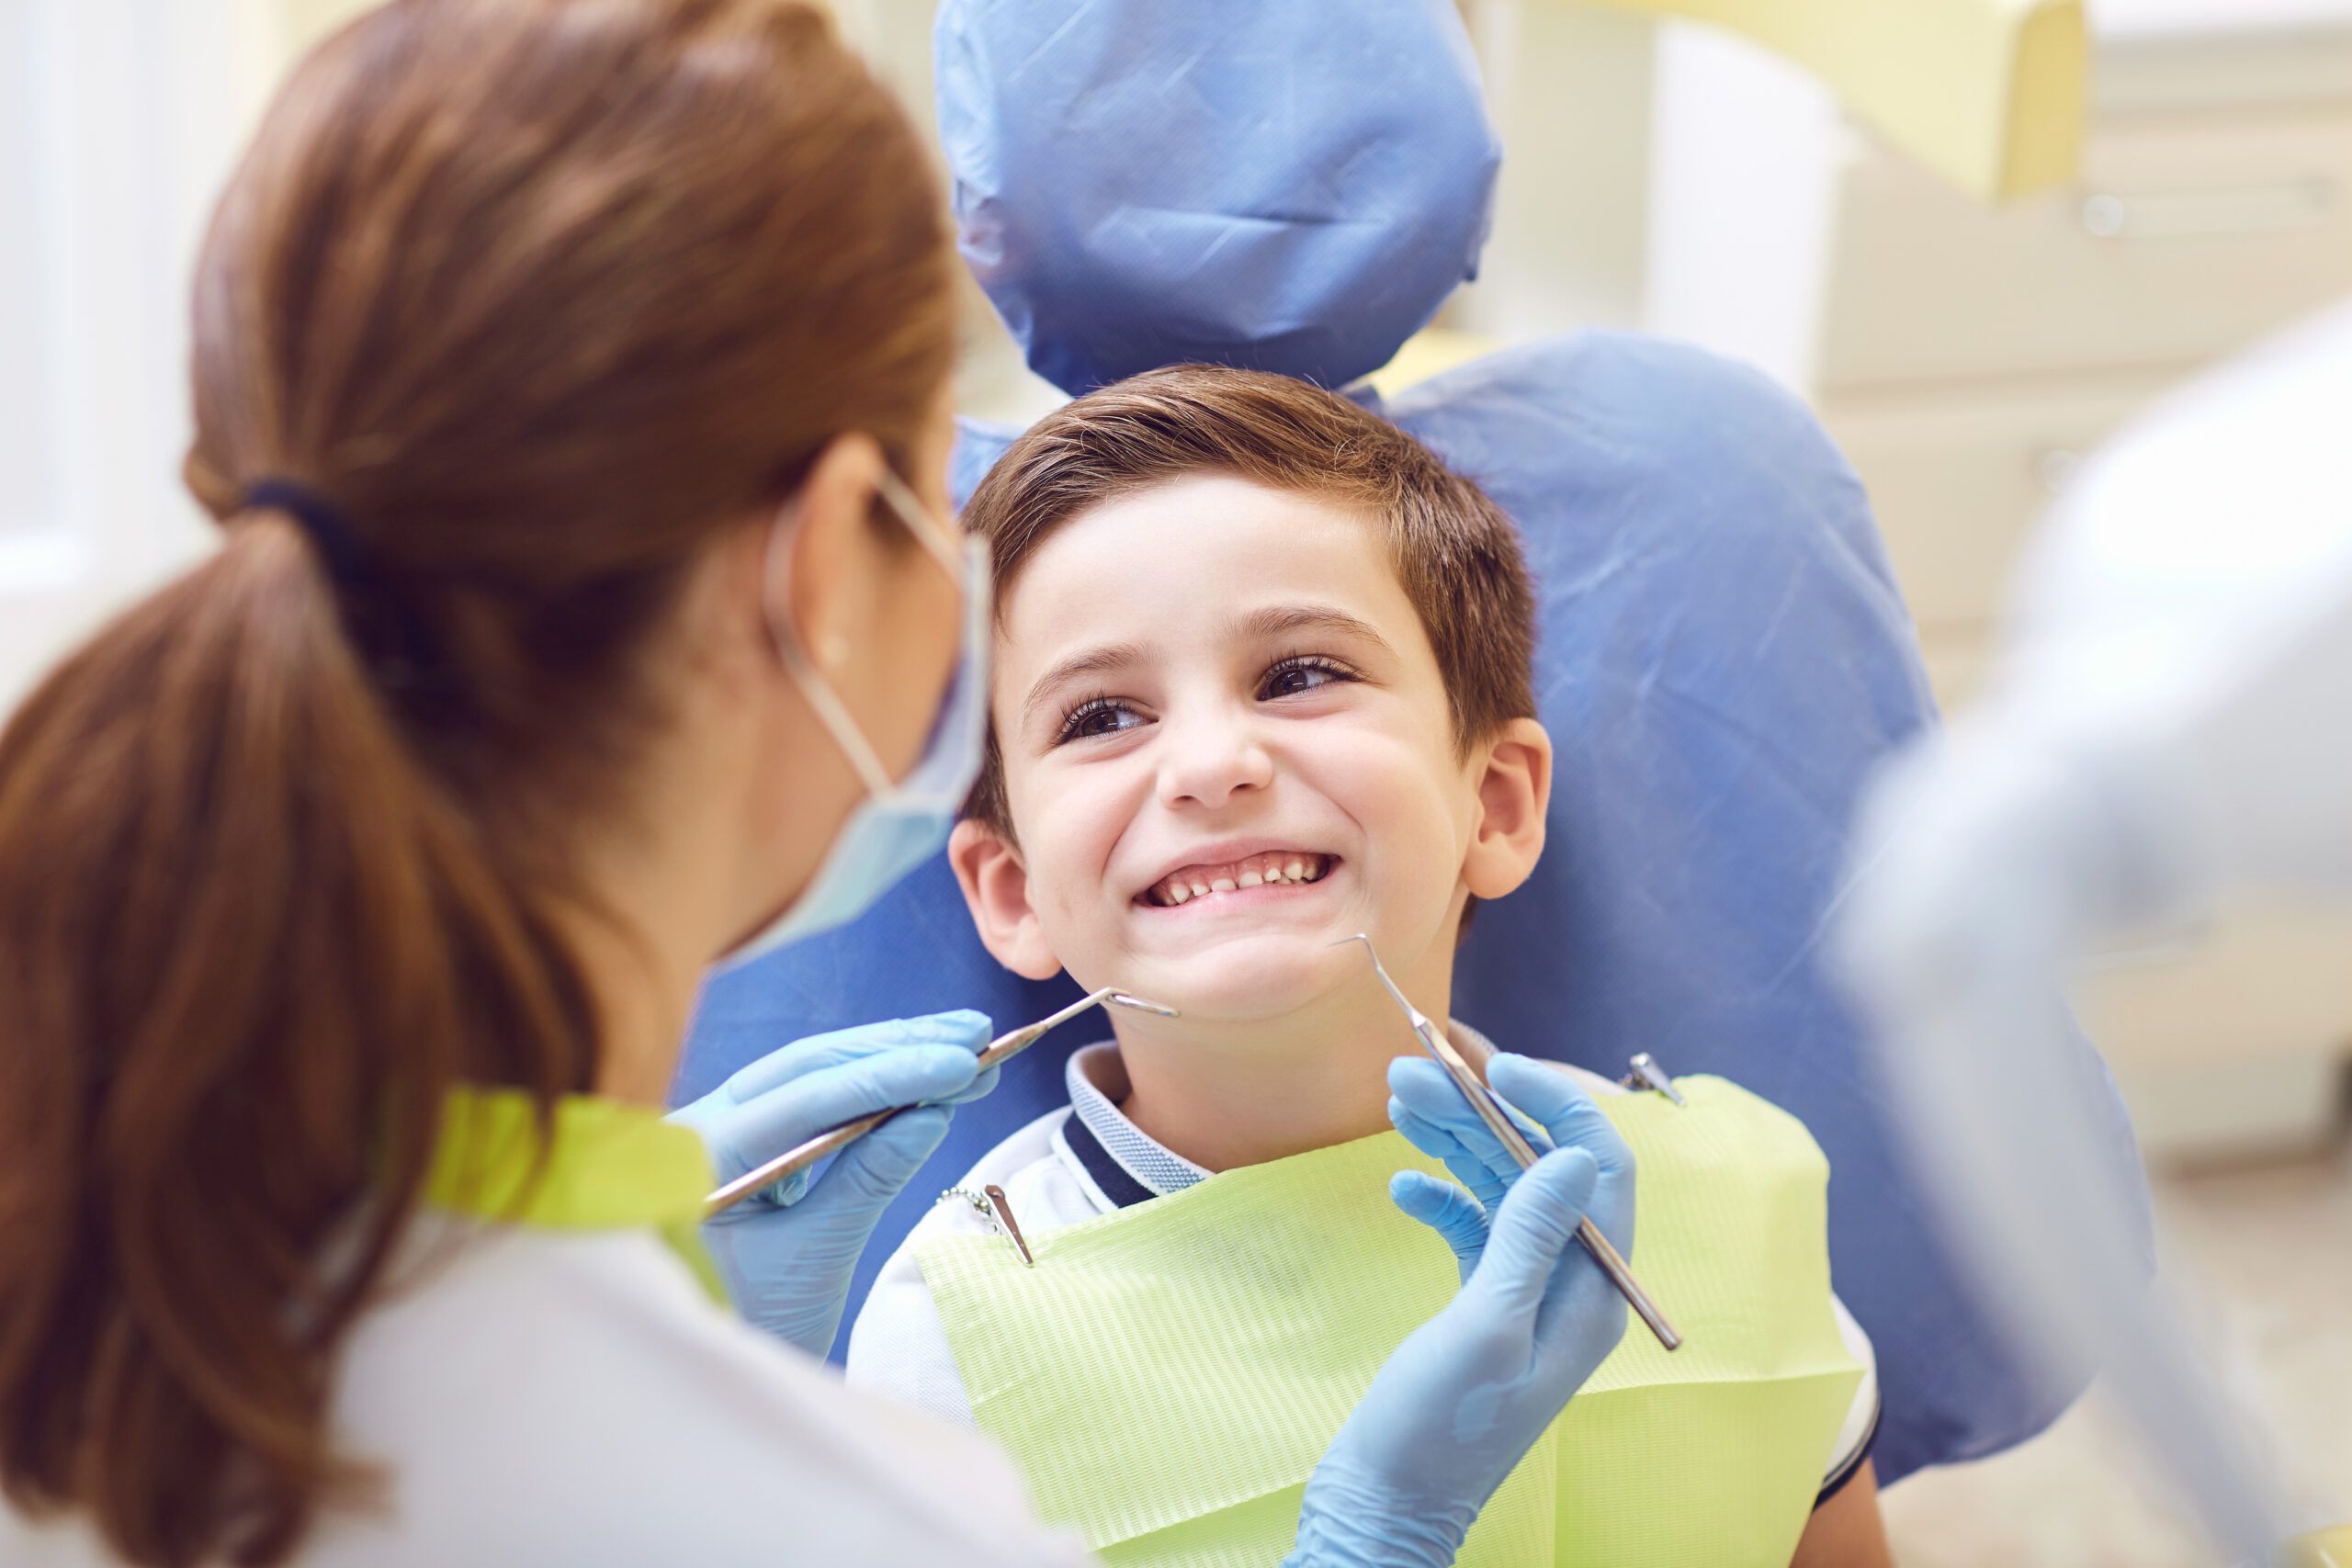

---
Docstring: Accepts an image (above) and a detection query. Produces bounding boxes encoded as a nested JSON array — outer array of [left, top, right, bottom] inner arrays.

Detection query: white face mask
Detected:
[[717, 467, 992, 971]]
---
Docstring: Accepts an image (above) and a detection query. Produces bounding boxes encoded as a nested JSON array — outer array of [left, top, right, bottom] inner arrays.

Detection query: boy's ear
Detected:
[[947, 818, 1064, 981], [1462, 717, 1553, 900]]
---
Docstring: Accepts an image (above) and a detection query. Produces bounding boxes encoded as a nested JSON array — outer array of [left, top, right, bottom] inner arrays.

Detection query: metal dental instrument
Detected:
[[982, 1184, 1035, 1267], [704, 987, 1180, 1217], [1334, 933, 1683, 1352], [1620, 1052, 1687, 1107]]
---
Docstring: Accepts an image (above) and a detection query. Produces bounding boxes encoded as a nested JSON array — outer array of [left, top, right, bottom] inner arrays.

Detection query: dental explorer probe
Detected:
[[1334, 933, 1682, 1352], [704, 987, 1180, 1217]]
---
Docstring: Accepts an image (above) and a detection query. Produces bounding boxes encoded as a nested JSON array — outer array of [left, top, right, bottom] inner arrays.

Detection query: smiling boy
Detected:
[[847, 367, 1890, 1566]]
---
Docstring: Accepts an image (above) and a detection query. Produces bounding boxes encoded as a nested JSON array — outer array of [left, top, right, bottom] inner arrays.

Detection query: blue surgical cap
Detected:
[[935, 0, 1499, 393]]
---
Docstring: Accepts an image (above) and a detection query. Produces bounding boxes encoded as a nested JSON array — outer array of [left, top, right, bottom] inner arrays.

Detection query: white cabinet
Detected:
[[1819, 106, 2352, 391], [1825, 369, 2177, 633]]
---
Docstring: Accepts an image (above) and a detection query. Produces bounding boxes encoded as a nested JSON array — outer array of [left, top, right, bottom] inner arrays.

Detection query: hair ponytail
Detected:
[[0, 512, 597, 1563], [0, 0, 955, 1560]]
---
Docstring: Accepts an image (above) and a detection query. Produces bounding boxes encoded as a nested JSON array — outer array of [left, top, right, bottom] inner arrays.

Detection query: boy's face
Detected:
[[950, 474, 1548, 1022]]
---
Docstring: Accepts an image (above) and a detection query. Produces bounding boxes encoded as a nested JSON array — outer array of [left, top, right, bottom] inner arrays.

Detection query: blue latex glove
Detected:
[[665, 1010, 998, 1358], [1284, 1054, 1635, 1568]]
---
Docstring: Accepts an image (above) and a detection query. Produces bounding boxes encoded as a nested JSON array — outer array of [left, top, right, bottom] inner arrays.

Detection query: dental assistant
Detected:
[[0, 4, 1634, 1565]]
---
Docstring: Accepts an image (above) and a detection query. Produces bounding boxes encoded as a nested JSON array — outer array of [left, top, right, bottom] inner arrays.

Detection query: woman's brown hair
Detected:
[[0, 2, 954, 1562]]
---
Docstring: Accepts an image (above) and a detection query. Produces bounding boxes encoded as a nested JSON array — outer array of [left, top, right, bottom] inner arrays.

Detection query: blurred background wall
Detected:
[[5, 4, 2348, 1556], [0, 2, 276, 711]]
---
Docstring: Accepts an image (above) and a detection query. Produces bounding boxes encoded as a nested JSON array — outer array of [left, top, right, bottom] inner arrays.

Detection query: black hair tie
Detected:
[[239, 477, 372, 595], [238, 477, 440, 693]]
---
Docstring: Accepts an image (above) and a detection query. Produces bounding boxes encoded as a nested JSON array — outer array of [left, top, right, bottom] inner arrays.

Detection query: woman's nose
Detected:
[[1155, 709, 1274, 811]]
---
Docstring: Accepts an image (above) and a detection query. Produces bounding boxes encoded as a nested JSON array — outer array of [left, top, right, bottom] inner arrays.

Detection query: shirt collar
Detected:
[[427, 1087, 726, 1303], [1060, 1022, 1580, 1207], [1064, 1043, 1211, 1198]]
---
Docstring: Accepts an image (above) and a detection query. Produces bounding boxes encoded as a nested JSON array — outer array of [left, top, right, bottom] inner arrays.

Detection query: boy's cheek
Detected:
[[1324, 763, 1488, 922], [1296, 738, 1463, 848], [1007, 810, 1118, 945]]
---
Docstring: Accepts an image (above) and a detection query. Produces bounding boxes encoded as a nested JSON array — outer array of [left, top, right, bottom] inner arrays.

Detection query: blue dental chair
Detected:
[[674, 0, 2150, 1485]]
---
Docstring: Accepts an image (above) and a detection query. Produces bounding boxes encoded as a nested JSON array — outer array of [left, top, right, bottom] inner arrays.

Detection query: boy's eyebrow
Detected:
[[1021, 641, 1146, 727], [1235, 604, 1396, 655]]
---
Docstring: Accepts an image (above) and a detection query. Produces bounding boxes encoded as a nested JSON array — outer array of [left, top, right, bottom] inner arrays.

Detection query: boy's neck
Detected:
[[1108, 952, 1454, 1173]]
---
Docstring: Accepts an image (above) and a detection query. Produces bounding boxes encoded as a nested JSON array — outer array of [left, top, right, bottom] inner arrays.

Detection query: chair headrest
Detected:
[[934, 0, 1499, 393]]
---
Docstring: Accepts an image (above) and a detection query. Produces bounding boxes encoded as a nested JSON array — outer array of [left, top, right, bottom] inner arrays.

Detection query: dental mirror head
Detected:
[[1104, 990, 1179, 1018]]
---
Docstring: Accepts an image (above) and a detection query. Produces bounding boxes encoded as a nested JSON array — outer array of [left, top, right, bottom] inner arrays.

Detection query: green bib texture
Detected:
[[917, 1074, 1862, 1568]]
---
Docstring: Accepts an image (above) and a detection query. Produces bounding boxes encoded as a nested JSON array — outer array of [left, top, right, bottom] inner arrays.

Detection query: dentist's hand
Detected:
[[1285, 1055, 1635, 1568], [1385, 1054, 1633, 1287], [666, 1010, 997, 1357]]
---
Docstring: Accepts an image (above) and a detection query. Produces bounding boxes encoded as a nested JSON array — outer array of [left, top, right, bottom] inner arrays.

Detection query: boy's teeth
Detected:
[[1148, 852, 1331, 906]]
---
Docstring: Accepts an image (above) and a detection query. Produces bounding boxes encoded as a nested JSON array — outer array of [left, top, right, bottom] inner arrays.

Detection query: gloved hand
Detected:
[[1383, 1053, 1630, 1286], [1284, 1054, 1635, 1568], [666, 1010, 998, 1358]]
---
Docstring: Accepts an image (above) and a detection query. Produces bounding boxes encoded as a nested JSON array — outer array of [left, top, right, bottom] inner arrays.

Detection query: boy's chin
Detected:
[[1114, 934, 1358, 1024]]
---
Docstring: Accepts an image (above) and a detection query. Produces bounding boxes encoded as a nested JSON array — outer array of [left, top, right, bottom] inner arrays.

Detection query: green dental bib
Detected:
[[916, 1075, 1862, 1567]]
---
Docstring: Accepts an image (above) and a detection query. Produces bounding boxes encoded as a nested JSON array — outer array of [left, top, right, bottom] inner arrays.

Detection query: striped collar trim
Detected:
[[1063, 1042, 1210, 1201]]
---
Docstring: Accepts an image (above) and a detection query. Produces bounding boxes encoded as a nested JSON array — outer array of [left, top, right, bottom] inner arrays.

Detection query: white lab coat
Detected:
[[0, 1215, 1093, 1567]]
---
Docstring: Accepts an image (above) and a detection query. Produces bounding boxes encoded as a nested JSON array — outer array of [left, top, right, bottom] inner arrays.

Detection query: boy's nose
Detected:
[[1156, 712, 1274, 811]]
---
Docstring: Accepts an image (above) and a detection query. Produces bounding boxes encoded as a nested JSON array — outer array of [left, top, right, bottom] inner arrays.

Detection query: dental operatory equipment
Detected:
[[705, 988, 1178, 1216], [1335, 933, 1683, 1353], [1838, 298, 2352, 1562]]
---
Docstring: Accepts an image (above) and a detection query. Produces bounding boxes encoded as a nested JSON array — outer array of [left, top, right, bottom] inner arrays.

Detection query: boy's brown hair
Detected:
[[959, 365, 1537, 838]]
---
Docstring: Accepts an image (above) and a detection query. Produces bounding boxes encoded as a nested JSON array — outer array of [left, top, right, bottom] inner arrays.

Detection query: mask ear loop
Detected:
[[872, 465, 965, 576], [761, 465, 965, 798], [763, 503, 897, 797]]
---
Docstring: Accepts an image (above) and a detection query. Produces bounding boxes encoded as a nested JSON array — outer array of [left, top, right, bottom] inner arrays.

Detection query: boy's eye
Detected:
[[1056, 695, 1148, 745], [1259, 655, 1359, 701]]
